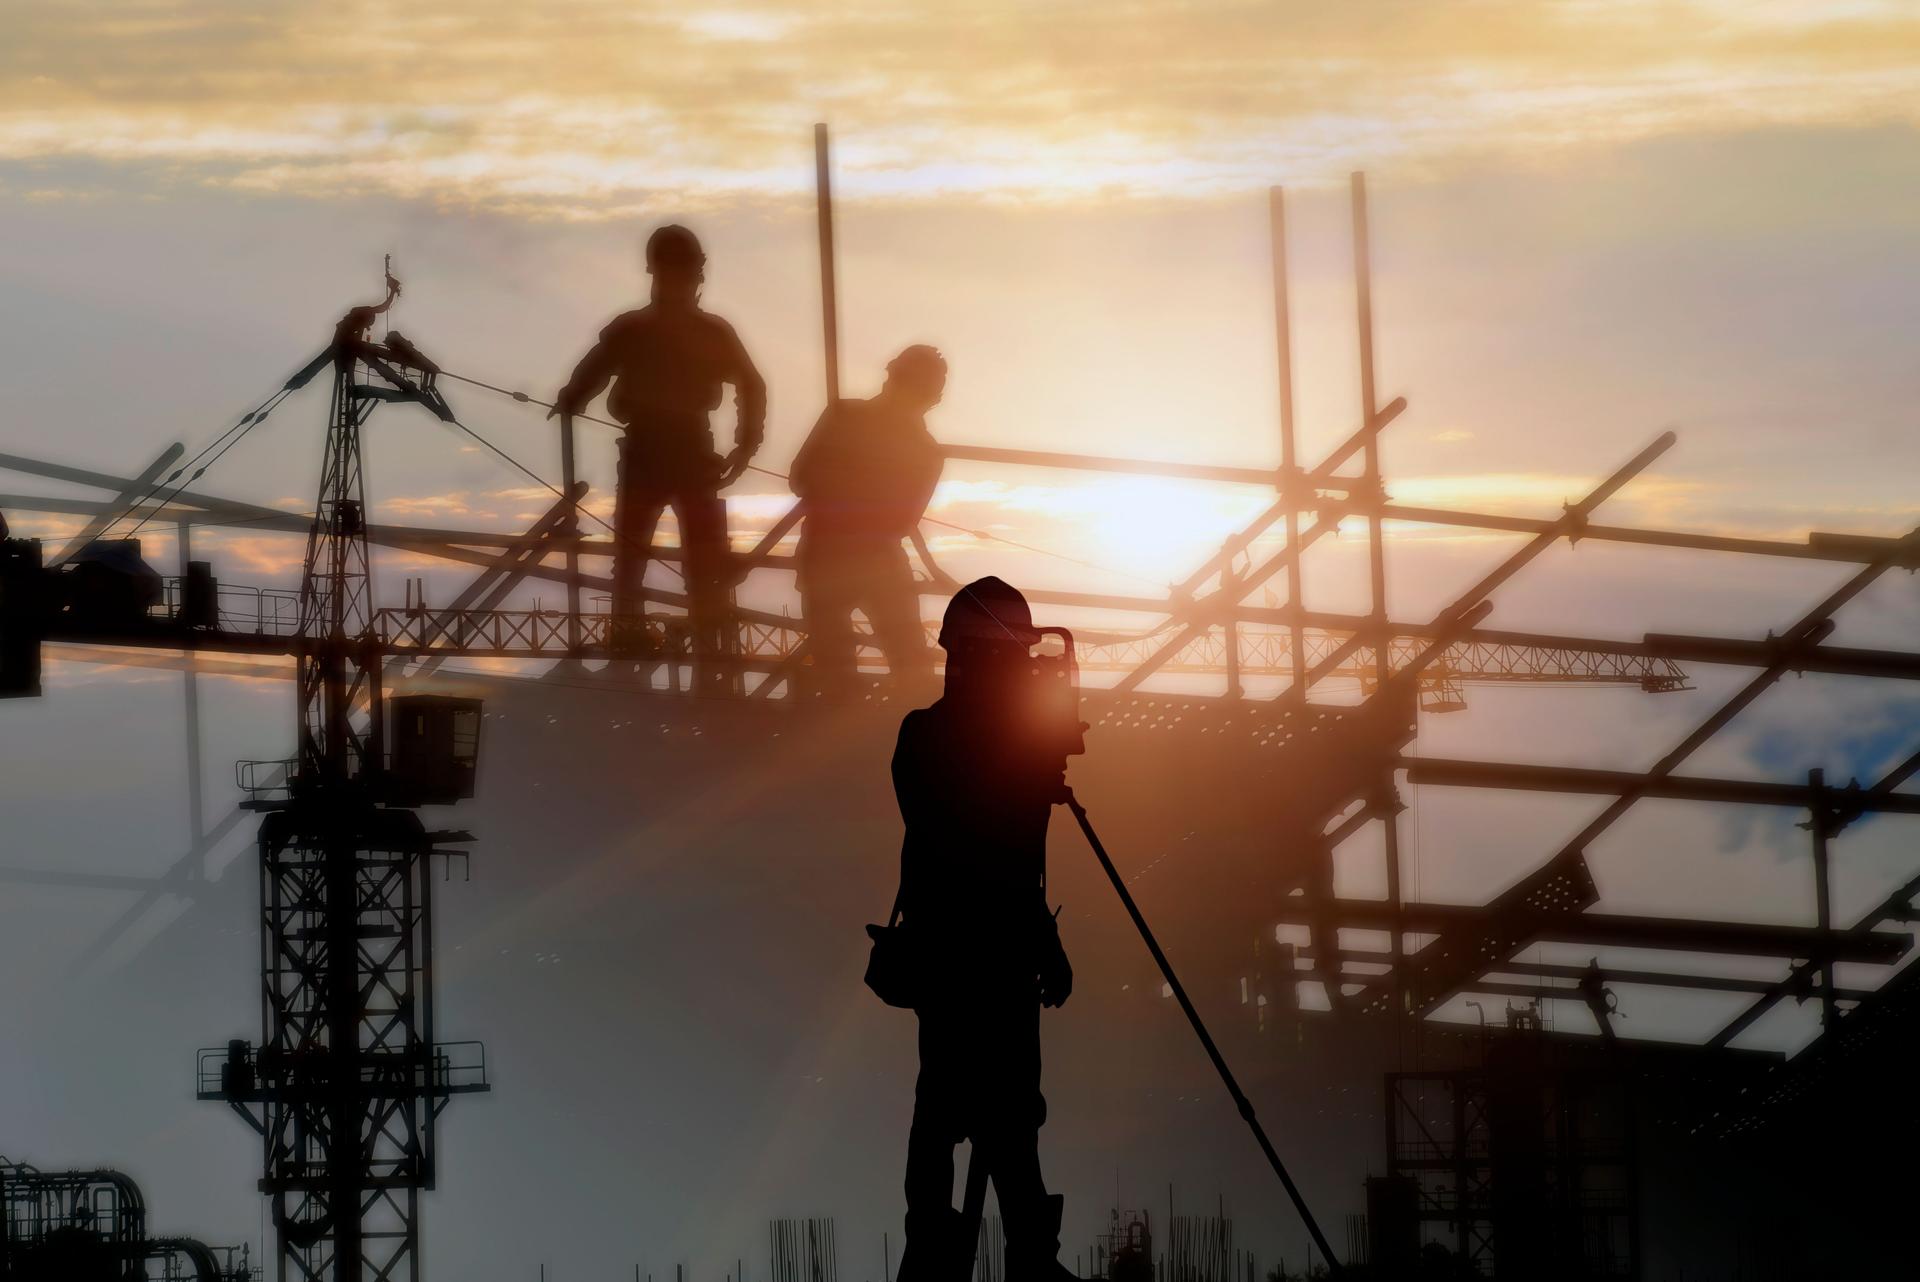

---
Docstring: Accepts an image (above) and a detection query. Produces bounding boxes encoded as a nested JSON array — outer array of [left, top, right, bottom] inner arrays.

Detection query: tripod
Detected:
[[957, 1149, 990, 1282], [1062, 790, 1344, 1277], [953, 1143, 1065, 1282]]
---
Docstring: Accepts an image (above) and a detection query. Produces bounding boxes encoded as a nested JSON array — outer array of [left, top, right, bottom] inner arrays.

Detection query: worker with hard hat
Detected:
[[788, 345, 948, 696], [552, 223, 766, 685], [888, 577, 1077, 1282]]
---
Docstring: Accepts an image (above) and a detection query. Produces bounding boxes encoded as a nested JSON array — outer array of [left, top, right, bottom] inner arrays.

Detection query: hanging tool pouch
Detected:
[[864, 891, 919, 1009], [865, 840, 920, 1009]]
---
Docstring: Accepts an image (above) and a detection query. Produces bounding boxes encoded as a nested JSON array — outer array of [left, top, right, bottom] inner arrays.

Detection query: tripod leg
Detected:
[[957, 1145, 990, 1282], [1063, 791, 1344, 1277]]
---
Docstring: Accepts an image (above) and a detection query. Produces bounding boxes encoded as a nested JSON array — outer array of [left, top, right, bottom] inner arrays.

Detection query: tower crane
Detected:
[[0, 264, 492, 1282]]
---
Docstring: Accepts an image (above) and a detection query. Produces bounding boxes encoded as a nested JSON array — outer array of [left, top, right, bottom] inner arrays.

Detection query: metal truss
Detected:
[[224, 810, 479, 1282], [171, 332, 488, 1282]]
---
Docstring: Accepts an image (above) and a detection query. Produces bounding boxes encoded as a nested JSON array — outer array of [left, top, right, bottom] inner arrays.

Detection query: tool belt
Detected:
[[864, 887, 919, 1009], [617, 427, 721, 488]]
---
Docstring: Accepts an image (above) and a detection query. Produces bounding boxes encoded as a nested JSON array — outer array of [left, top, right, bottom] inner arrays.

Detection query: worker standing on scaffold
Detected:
[[551, 223, 766, 688], [888, 577, 1077, 1282], [788, 345, 947, 697]]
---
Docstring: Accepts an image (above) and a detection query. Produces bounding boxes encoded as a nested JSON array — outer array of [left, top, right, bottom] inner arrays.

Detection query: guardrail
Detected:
[[154, 576, 302, 636], [196, 1039, 488, 1099], [234, 758, 294, 801]]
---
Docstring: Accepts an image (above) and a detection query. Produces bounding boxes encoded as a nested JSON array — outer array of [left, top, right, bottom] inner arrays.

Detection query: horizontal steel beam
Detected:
[[938, 399, 1407, 494], [1258, 608, 1911, 683], [44, 625, 294, 658], [8, 448, 1917, 573], [1309, 944, 1874, 999], [1378, 503, 1920, 568], [1642, 632, 1920, 681], [47, 643, 292, 680], [1401, 757, 1920, 815], [1276, 897, 1910, 962], [939, 445, 1349, 491]]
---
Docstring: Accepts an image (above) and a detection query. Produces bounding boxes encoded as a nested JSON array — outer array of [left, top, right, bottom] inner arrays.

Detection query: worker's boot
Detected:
[[897, 1206, 970, 1282], [1003, 1193, 1076, 1282]]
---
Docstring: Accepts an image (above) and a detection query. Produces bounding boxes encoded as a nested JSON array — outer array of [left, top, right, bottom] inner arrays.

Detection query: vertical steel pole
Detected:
[[1809, 767, 1836, 1025], [1351, 171, 1386, 655], [1350, 172, 1389, 682], [1351, 171, 1407, 1022], [1223, 554, 1243, 700], [815, 123, 843, 407], [1268, 187, 1307, 700], [177, 520, 206, 875], [560, 414, 582, 657]]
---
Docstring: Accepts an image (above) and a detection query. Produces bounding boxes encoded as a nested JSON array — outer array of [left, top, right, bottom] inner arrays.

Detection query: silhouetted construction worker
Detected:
[[552, 223, 766, 681], [891, 577, 1075, 1282], [789, 345, 946, 694]]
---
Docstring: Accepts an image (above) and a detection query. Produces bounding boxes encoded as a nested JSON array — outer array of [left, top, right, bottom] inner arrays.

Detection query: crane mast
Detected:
[[209, 271, 487, 1282], [297, 329, 382, 784]]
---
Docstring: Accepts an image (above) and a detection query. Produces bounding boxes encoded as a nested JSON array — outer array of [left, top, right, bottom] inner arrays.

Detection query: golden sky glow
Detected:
[[7, 1, 1920, 212], [3, 0, 1918, 617]]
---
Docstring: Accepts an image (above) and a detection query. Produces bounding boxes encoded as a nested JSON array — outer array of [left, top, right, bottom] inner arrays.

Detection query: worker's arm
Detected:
[[549, 330, 619, 421], [891, 711, 934, 920], [719, 322, 767, 484], [786, 407, 836, 502]]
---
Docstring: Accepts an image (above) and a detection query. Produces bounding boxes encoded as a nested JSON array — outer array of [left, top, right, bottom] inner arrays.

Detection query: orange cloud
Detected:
[[4, 1, 1919, 213]]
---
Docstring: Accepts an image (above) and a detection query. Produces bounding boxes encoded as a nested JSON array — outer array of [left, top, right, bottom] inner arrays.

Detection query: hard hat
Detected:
[[645, 224, 706, 272], [886, 344, 947, 381], [939, 576, 1041, 649]]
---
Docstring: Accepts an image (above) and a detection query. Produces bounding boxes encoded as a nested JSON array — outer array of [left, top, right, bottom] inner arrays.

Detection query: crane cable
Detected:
[[438, 411, 688, 585], [104, 382, 299, 543], [434, 367, 1169, 589], [82, 353, 1165, 593]]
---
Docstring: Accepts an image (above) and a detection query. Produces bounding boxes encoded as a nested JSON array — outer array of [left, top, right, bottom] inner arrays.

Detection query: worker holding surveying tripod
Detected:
[[880, 577, 1079, 1282], [868, 577, 1345, 1280]]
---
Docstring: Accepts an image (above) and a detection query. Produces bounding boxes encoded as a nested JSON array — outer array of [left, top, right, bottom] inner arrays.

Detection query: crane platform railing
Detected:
[[358, 600, 1686, 694], [88, 560, 1689, 696]]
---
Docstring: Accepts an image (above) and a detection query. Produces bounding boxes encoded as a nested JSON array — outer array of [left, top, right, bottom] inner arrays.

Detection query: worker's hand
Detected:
[[718, 446, 752, 487], [1038, 926, 1073, 1009]]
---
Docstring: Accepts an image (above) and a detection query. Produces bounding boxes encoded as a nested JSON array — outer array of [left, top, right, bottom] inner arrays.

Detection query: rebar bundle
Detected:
[[1164, 1214, 1232, 1282], [769, 1217, 837, 1282]]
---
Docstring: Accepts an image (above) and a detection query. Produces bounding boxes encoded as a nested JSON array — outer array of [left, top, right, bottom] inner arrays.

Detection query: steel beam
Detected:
[[1401, 757, 1920, 815], [1642, 632, 1920, 681], [938, 444, 1356, 492], [48, 443, 185, 567], [1275, 898, 1909, 963], [1376, 502, 1920, 568], [1307, 944, 1876, 999]]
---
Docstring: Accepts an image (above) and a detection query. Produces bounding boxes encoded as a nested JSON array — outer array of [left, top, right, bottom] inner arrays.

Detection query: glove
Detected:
[[1038, 917, 1073, 1009], [718, 446, 752, 487]]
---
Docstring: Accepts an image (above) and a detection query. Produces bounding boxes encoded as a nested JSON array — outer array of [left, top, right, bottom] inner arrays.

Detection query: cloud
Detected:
[[5, 1, 1920, 214]]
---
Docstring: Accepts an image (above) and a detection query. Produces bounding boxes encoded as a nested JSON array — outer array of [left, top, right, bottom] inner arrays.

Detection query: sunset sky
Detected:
[[4, 0, 1918, 593], [9, 1, 1920, 208], [6, 0, 1920, 980], [5, 3, 1920, 1275]]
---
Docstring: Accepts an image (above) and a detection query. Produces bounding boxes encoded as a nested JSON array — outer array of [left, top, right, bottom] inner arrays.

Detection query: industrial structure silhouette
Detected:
[[2, 127, 1916, 1281]]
